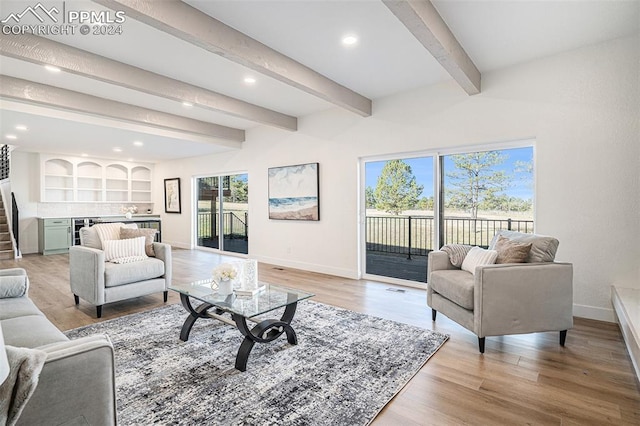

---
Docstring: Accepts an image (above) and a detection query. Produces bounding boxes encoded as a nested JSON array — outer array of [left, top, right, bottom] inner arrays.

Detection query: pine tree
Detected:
[[374, 160, 423, 215], [446, 151, 508, 219]]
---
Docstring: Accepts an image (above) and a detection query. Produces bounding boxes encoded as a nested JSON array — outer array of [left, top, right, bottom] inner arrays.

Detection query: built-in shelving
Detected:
[[40, 155, 153, 203]]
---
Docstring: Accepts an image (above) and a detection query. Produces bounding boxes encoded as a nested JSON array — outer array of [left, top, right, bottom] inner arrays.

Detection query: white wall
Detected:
[[153, 35, 639, 322], [10, 152, 40, 254]]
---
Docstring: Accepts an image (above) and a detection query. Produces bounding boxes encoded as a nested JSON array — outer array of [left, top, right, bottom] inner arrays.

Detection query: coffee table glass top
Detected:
[[169, 280, 314, 318]]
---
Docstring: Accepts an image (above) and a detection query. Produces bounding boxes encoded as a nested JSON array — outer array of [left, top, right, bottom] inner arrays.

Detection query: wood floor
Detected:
[[3, 250, 639, 425]]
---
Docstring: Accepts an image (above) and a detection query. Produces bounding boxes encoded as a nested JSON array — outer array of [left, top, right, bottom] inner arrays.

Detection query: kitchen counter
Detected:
[[38, 215, 163, 247], [38, 214, 160, 220], [94, 215, 161, 223]]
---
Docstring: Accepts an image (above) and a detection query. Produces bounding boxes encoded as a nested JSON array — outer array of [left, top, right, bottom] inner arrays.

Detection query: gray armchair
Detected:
[[70, 225, 172, 318], [427, 230, 573, 353]]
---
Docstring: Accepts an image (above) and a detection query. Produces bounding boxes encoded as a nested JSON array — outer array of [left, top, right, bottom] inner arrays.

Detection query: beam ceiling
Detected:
[[0, 33, 297, 131], [93, 0, 373, 117], [383, 0, 481, 95], [0, 75, 245, 145]]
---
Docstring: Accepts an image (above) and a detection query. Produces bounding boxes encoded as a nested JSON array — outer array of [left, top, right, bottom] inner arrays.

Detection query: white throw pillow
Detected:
[[461, 246, 498, 275], [103, 236, 147, 263]]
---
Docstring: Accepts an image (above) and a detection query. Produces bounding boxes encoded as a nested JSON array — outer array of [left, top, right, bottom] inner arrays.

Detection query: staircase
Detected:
[[0, 197, 14, 260]]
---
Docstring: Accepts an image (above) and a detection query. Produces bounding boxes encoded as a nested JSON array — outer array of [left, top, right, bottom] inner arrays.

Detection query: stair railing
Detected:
[[11, 192, 18, 253]]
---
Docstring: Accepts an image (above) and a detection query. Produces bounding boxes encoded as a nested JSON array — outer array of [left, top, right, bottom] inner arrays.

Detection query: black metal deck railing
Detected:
[[197, 211, 248, 241], [366, 216, 534, 258]]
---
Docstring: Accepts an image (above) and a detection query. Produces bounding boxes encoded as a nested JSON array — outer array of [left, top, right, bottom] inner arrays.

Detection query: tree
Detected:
[[373, 160, 423, 214], [417, 196, 434, 211], [230, 176, 248, 202], [446, 151, 508, 219], [365, 186, 376, 208]]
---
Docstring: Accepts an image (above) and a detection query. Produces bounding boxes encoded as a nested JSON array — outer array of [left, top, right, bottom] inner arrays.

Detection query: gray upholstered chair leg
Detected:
[[96, 305, 103, 318], [478, 337, 485, 353], [163, 291, 168, 303], [74, 294, 79, 305], [432, 309, 437, 321]]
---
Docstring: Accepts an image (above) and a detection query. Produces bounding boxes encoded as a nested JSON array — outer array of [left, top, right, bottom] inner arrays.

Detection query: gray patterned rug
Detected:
[[65, 301, 448, 425]]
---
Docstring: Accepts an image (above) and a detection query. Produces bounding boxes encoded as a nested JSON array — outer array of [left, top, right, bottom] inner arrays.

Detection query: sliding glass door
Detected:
[[364, 156, 435, 282], [196, 173, 248, 254], [362, 144, 534, 284]]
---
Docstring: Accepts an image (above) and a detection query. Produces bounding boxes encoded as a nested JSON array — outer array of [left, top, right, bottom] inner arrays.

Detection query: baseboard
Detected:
[[572, 303, 616, 323], [164, 241, 191, 250], [252, 254, 359, 280], [611, 286, 640, 382]]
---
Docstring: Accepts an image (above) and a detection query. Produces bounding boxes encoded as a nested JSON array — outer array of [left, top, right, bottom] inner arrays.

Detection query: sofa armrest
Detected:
[[69, 246, 106, 305], [428, 251, 457, 276], [0, 268, 27, 278], [153, 242, 172, 287], [0, 268, 29, 298], [17, 335, 116, 426], [474, 262, 573, 338]]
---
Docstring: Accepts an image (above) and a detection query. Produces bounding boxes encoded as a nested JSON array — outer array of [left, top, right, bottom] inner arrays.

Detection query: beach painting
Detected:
[[268, 163, 319, 220]]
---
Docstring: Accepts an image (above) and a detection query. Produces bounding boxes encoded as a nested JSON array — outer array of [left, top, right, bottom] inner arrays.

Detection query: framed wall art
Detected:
[[164, 178, 181, 213], [268, 163, 319, 221]]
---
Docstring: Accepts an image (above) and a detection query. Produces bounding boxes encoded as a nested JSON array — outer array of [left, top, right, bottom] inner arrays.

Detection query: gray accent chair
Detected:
[[1, 268, 116, 425], [70, 225, 172, 318], [427, 230, 573, 353]]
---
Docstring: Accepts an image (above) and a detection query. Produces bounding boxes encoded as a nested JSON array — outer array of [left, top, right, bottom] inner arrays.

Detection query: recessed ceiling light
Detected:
[[342, 34, 358, 46], [244, 77, 256, 85], [182, 101, 193, 107], [127, 158, 134, 162], [15, 125, 28, 131], [5, 134, 17, 140], [133, 141, 144, 147], [81, 153, 89, 157], [113, 147, 122, 153], [44, 65, 61, 73]]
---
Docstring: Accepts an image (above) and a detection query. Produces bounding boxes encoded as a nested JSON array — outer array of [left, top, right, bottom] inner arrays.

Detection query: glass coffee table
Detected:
[[169, 279, 314, 371]]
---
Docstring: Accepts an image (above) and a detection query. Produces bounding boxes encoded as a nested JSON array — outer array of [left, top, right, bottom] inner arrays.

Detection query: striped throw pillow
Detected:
[[104, 236, 147, 263], [461, 246, 498, 275]]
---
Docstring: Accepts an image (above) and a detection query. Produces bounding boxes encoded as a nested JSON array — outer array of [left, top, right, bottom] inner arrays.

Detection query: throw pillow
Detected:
[[103, 236, 147, 263], [489, 230, 559, 263], [120, 228, 157, 257], [494, 235, 532, 264], [441, 244, 473, 267], [93, 223, 126, 249], [461, 246, 498, 275]]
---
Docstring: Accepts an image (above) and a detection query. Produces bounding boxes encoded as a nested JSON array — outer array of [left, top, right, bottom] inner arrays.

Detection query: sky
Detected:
[[365, 147, 534, 199]]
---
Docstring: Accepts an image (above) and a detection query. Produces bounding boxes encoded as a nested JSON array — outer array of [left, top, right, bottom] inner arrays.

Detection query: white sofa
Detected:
[[0, 268, 116, 425]]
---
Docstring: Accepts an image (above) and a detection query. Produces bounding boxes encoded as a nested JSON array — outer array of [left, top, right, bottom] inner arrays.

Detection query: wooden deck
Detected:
[[366, 251, 428, 282]]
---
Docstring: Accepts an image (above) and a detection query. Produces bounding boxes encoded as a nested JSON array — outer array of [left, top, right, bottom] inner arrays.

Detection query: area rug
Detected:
[[65, 301, 448, 425]]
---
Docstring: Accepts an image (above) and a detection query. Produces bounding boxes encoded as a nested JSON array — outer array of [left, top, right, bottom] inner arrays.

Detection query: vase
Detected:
[[217, 278, 233, 295]]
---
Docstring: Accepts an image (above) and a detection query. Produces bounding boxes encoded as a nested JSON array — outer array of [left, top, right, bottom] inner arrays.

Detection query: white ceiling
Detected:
[[1, 0, 638, 163]]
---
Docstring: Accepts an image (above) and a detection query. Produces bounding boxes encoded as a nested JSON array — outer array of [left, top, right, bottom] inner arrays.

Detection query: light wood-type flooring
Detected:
[[2, 249, 639, 425]]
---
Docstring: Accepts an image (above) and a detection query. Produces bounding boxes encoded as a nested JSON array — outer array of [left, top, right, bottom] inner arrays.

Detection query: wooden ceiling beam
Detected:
[[0, 75, 245, 144], [93, 0, 372, 116], [383, 0, 481, 95], [0, 33, 297, 131]]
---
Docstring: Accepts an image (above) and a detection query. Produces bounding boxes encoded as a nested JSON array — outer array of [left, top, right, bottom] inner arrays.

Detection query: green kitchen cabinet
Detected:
[[38, 218, 72, 255]]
